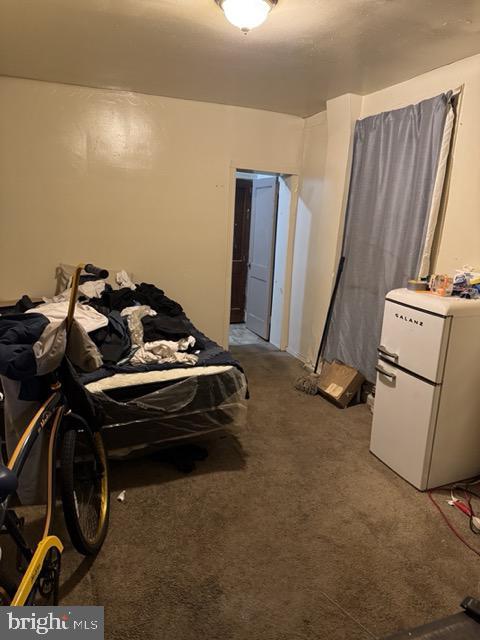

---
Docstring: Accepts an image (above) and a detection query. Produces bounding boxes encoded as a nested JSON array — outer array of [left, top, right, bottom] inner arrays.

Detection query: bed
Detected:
[[1, 266, 248, 463], [86, 365, 247, 458]]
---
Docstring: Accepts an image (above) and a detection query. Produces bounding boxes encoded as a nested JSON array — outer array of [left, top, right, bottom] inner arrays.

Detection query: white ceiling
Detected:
[[1, 0, 479, 117]]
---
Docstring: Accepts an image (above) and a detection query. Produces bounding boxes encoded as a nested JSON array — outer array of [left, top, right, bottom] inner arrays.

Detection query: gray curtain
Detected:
[[324, 92, 452, 382]]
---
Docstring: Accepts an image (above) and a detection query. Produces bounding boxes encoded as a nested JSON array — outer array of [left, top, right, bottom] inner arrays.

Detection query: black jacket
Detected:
[[0, 313, 49, 380]]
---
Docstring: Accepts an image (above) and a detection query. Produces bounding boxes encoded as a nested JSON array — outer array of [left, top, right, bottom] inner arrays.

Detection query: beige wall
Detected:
[[1, 53, 478, 362], [288, 112, 328, 363], [292, 53, 480, 365], [0, 76, 304, 345], [289, 95, 361, 365]]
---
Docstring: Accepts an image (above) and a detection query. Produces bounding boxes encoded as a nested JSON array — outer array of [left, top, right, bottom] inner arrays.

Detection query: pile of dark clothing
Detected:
[[89, 282, 183, 317], [81, 282, 237, 385], [87, 282, 199, 367], [0, 280, 241, 388], [0, 281, 241, 384]]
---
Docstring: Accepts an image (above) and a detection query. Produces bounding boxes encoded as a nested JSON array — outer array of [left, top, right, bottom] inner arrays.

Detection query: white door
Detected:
[[370, 359, 441, 490], [245, 177, 278, 339]]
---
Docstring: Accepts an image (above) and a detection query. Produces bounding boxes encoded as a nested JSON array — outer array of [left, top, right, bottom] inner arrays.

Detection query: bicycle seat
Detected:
[[0, 464, 18, 502]]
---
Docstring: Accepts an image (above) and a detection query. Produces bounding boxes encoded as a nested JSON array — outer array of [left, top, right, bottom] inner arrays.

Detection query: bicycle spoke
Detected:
[[73, 452, 104, 542]]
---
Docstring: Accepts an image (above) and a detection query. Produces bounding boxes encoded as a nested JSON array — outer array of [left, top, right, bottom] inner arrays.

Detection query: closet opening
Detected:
[[229, 169, 295, 349]]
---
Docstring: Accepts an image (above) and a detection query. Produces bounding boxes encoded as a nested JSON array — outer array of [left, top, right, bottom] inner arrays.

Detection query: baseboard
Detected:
[[286, 346, 309, 365]]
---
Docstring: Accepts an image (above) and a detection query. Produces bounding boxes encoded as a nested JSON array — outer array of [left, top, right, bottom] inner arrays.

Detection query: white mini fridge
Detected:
[[370, 288, 480, 490]]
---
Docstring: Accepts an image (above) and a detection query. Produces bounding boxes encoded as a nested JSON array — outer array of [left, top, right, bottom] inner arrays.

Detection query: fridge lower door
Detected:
[[370, 360, 441, 490]]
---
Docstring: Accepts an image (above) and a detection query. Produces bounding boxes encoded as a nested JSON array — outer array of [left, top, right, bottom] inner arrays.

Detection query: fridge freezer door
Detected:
[[379, 300, 451, 383], [370, 360, 441, 490]]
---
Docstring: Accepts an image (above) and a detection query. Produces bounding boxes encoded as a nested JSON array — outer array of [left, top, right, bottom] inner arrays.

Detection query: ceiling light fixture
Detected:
[[215, 0, 277, 34]]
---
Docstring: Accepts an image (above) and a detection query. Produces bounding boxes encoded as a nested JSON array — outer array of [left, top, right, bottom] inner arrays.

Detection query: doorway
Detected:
[[229, 170, 294, 349]]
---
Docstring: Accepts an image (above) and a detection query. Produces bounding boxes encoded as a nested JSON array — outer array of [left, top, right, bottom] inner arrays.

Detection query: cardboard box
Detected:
[[317, 360, 365, 408]]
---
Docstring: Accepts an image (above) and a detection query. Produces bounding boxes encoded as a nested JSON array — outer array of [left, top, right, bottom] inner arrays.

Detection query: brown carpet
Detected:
[[52, 344, 478, 638]]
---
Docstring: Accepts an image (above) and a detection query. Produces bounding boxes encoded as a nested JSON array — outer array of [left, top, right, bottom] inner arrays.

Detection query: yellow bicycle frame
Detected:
[[7, 401, 65, 605], [7, 264, 86, 605], [11, 536, 64, 606]]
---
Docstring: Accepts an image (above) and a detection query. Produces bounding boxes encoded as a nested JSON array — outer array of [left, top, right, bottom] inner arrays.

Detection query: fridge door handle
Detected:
[[376, 364, 397, 382], [378, 344, 399, 361]]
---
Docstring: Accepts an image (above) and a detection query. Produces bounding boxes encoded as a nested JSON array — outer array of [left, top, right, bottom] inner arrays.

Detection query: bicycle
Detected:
[[0, 263, 110, 605]]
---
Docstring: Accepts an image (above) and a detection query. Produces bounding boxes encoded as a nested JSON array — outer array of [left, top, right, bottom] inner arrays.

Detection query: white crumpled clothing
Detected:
[[120, 305, 198, 366], [27, 301, 108, 333], [116, 270, 136, 290], [120, 305, 156, 320], [43, 280, 106, 303], [121, 305, 156, 347], [130, 336, 198, 366]]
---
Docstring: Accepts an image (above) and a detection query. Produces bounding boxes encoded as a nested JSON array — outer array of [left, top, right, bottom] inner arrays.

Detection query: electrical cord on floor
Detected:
[[450, 482, 480, 535], [462, 490, 480, 536], [428, 490, 480, 558]]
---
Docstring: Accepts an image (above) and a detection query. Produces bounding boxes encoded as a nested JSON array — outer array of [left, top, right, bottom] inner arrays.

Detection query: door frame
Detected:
[[223, 164, 300, 350]]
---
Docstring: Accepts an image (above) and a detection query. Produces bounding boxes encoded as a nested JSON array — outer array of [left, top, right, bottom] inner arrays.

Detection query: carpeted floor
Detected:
[[52, 345, 479, 637]]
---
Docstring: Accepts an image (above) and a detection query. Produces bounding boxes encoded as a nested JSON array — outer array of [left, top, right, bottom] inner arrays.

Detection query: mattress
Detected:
[[86, 365, 248, 458]]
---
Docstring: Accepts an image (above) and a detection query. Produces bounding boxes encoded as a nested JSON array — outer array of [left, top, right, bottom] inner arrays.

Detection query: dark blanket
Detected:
[[90, 310, 131, 364], [80, 324, 242, 385], [141, 314, 204, 345], [89, 282, 183, 317], [80, 284, 243, 385], [2, 285, 244, 387]]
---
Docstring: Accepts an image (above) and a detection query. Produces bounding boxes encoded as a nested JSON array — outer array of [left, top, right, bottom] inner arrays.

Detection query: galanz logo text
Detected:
[[394, 313, 423, 326]]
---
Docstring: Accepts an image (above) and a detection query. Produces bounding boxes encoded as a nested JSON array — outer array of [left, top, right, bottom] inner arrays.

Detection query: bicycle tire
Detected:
[[60, 427, 110, 556]]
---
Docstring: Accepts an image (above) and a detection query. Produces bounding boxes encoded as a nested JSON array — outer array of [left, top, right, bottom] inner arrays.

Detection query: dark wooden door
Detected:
[[230, 179, 252, 323]]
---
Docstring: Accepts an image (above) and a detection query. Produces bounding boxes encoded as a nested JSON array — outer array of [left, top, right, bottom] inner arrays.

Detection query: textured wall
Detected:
[[0, 76, 303, 345]]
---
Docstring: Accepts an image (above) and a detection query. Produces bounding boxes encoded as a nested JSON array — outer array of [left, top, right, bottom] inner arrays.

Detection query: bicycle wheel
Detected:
[[60, 427, 110, 556]]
